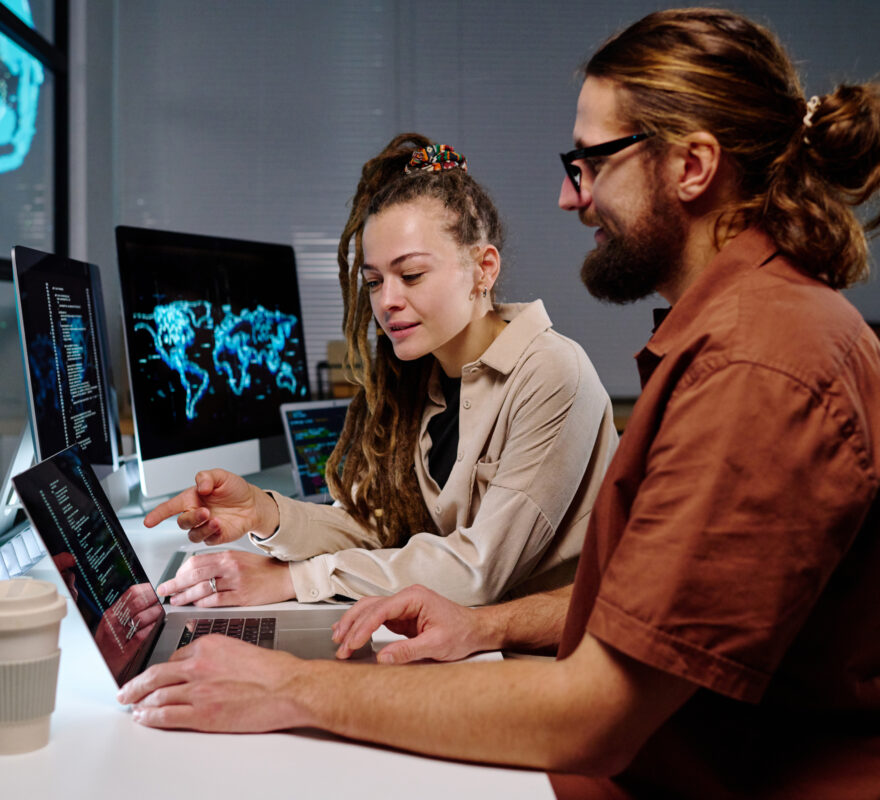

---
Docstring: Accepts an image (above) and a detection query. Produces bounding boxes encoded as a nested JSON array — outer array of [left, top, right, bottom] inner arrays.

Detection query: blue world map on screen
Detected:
[[134, 301, 305, 421]]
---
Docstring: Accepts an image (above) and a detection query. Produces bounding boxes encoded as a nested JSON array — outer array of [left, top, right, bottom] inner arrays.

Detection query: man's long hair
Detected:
[[325, 133, 505, 546], [585, 8, 880, 289]]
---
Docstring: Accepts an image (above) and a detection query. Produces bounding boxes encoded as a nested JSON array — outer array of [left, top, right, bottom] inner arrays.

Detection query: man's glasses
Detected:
[[560, 132, 654, 191]]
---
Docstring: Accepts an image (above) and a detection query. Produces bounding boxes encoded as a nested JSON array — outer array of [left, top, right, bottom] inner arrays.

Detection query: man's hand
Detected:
[[117, 636, 311, 732], [143, 469, 280, 545], [332, 584, 496, 664], [157, 550, 295, 607], [118, 610, 698, 775]]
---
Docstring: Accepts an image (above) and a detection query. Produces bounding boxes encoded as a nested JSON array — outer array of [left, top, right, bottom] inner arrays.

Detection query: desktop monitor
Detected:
[[2, 247, 121, 574], [11, 246, 121, 478], [115, 226, 310, 498]]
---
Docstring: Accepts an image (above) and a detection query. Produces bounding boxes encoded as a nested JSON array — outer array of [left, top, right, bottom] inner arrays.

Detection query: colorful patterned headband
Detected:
[[405, 144, 468, 174]]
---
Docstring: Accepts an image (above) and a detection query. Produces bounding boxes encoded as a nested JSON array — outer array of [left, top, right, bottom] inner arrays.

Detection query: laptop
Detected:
[[12, 444, 371, 687], [280, 398, 352, 503]]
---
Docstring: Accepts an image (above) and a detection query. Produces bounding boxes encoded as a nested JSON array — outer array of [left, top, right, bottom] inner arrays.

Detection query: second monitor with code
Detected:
[[11, 245, 121, 480]]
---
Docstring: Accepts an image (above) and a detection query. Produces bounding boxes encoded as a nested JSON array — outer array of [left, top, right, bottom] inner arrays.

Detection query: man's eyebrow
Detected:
[[574, 136, 605, 150]]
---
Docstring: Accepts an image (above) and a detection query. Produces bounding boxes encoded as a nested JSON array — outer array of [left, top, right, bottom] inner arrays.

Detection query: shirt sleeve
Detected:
[[287, 341, 616, 605], [587, 359, 876, 703], [247, 493, 384, 558]]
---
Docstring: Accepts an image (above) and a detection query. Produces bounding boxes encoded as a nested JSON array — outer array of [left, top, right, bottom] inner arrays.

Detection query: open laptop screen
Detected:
[[280, 398, 351, 502], [12, 445, 164, 684]]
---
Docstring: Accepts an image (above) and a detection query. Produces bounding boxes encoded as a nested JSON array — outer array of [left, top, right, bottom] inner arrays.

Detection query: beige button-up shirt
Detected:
[[251, 300, 617, 604]]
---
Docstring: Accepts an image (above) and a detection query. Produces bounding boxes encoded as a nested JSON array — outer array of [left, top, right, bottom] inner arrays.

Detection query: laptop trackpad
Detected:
[[277, 629, 374, 661]]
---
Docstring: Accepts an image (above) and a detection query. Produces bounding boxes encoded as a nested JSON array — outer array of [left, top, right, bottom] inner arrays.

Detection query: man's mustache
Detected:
[[579, 209, 609, 231]]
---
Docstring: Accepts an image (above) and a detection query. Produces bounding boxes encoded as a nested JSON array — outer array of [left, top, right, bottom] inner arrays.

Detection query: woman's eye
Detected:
[[402, 273, 423, 283], [364, 278, 380, 290]]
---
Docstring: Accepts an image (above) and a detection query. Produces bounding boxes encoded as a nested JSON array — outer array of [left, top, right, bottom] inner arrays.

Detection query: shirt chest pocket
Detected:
[[467, 458, 500, 523]]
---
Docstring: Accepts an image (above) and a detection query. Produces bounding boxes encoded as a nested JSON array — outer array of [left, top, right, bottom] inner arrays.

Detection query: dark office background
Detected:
[[53, 0, 880, 404]]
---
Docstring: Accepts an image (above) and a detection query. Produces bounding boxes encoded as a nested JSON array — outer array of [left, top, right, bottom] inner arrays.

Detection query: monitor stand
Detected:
[[113, 453, 160, 517], [101, 454, 134, 513]]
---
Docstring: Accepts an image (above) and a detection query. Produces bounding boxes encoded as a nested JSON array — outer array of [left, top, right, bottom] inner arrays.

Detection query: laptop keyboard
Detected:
[[176, 617, 277, 649]]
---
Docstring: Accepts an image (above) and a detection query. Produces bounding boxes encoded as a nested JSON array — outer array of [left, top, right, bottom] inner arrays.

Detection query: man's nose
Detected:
[[558, 174, 591, 211]]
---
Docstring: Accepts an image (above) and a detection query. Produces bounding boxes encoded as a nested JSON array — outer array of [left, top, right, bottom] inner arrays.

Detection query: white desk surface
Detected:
[[3, 516, 554, 799]]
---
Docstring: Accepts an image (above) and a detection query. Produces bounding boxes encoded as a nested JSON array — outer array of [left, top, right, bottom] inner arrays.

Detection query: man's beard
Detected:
[[580, 195, 686, 305]]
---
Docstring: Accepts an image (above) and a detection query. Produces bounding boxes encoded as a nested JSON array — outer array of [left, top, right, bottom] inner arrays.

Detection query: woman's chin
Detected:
[[391, 346, 426, 362]]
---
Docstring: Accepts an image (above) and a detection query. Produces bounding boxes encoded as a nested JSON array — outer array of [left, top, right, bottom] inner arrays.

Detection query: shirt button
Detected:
[[462, 399, 472, 409], [309, 589, 319, 598], [456, 450, 464, 461], [434, 504, 442, 514]]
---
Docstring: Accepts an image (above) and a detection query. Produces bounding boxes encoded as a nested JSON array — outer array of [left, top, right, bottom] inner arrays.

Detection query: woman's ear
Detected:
[[473, 244, 501, 291]]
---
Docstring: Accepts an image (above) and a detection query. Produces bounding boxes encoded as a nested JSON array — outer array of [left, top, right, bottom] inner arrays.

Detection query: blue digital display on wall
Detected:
[[0, 0, 43, 173]]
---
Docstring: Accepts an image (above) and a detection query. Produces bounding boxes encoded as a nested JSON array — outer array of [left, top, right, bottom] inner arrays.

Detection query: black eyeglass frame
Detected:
[[560, 132, 654, 190]]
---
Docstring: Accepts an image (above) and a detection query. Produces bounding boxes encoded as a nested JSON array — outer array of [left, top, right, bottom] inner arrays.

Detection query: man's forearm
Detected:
[[287, 626, 692, 776], [123, 622, 695, 776], [291, 650, 586, 771], [474, 584, 573, 654]]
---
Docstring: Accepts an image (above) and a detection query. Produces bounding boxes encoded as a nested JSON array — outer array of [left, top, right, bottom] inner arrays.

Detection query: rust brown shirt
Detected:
[[552, 229, 880, 799]]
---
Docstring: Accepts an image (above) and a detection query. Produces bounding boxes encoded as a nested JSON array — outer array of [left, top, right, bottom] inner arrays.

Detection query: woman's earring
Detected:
[[481, 287, 488, 299]]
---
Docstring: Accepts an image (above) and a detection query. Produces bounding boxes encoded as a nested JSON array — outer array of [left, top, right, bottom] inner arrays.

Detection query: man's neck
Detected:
[[658, 211, 741, 305], [658, 151, 746, 305]]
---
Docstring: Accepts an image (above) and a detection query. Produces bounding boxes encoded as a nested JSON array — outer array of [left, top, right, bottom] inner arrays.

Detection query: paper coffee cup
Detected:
[[0, 578, 67, 754]]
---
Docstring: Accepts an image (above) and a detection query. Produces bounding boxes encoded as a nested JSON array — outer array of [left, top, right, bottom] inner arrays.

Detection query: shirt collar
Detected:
[[635, 229, 778, 387], [469, 299, 553, 375], [643, 229, 778, 359], [426, 300, 552, 402]]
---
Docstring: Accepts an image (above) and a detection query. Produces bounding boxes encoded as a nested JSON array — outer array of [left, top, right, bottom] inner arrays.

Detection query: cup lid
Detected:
[[0, 578, 67, 630]]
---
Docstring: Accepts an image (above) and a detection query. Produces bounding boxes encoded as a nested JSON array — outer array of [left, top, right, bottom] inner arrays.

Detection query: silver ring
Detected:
[[209, 577, 217, 593]]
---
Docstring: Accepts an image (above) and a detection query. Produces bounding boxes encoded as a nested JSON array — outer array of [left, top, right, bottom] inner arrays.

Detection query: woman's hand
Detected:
[[157, 550, 295, 607], [143, 469, 280, 545]]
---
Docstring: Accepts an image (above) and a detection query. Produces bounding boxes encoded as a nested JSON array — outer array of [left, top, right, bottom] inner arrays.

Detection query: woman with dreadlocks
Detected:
[[147, 134, 617, 610]]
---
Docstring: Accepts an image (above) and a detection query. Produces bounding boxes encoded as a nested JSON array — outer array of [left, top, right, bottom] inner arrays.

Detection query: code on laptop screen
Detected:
[[13, 445, 164, 684]]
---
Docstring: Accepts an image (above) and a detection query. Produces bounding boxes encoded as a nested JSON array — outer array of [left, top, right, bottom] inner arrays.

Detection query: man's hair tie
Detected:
[[404, 144, 468, 174], [803, 95, 821, 128]]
